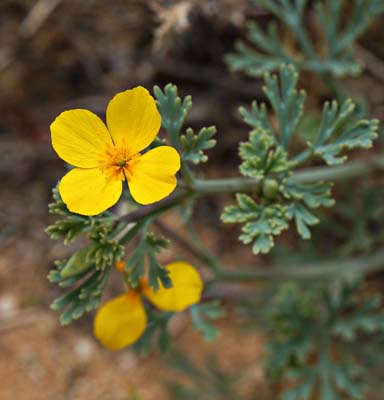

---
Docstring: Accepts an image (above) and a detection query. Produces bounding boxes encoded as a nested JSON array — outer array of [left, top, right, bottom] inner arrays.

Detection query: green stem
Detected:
[[293, 155, 384, 183], [288, 148, 314, 169], [180, 161, 195, 185], [117, 220, 146, 245], [154, 220, 220, 272], [293, 24, 317, 61], [187, 177, 262, 195], [119, 156, 384, 224], [190, 155, 383, 194], [120, 190, 193, 223], [211, 250, 384, 282]]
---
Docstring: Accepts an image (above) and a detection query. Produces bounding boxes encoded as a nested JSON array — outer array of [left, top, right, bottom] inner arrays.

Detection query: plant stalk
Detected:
[[120, 155, 383, 224], [211, 250, 384, 282]]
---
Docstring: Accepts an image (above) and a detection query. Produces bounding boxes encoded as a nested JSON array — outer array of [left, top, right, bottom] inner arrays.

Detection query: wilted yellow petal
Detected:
[[128, 146, 180, 205], [143, 261, 203, 312], [51, 109, 113, 168], [59, 167, 122, 216], [106, 86, 161, 155], [94, 292, 147, 351]]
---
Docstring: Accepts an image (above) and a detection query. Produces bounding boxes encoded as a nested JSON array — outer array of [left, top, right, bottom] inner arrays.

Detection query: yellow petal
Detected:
[[106, 86, 161, 154], [51, 109, 112, 168], [59, 167, 122, 216], [143, 261, 203, 312], [128, 146, 180, 205], [94, 292, 147, 351]]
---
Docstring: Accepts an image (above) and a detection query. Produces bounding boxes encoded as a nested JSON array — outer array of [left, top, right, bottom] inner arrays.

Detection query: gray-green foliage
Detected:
[[165, 351, 243, 400], [190, 301, 225, 341], [46, 188, 125, 324], [221, 64, 378, 254], [181, 126, 217, 164], [133, 306, 173, 356], [222, 194, 289, 254], [47, 187, 113, 244], [266, 281, 384, 399], [311, 99, 379, 165], [132, 301, 225, 357], [226, 0, 384, 77], [154, 83, 192, 150], [49, 264, 111, 326], [282, 181, 335, 240], [46, 188, 170, 325], [124, 231, 171, 291], [337, 185, 384, 255], [154, 83, 217, 166]]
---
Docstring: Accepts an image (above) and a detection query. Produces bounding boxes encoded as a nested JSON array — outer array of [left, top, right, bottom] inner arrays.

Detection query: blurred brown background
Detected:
[[0, 1, 383, 399]]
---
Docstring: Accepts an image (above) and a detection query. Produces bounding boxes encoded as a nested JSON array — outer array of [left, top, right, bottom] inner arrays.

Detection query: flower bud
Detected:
[[262, 178, 279, 200], [60, 247, 91, 278]]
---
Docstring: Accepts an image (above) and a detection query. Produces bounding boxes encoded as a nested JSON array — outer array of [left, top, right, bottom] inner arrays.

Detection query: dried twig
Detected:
[[19, 0, 63, 38]]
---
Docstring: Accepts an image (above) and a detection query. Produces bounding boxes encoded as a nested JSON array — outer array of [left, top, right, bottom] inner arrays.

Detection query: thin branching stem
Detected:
[[120, 190, 193, 223], [154, 220, 220, 271], [119, 155, 383, 224], [210, 250, 384, 283], [293, 155, 384, 183]]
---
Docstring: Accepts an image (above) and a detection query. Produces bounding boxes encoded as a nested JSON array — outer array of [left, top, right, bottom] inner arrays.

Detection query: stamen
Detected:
[[99, 142, 140, 182]]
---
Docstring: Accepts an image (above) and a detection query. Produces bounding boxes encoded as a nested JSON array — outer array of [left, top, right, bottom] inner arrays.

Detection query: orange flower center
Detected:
[[99, 142, 140, 182]]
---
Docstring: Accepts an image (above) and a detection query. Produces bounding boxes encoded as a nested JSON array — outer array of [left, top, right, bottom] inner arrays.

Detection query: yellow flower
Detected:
[[50, 86, 180, 216], [94, 261, 203, 351]]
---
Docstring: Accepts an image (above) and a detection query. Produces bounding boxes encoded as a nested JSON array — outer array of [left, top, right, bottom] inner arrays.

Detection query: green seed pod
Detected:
[[262, 178, 280, 200], [60, 247, 91, 278]]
